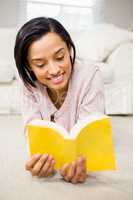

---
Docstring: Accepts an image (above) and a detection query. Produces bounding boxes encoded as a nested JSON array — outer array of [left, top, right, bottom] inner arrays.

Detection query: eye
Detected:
[[36, 64, 45, 68], [56, 56, 64, 61]]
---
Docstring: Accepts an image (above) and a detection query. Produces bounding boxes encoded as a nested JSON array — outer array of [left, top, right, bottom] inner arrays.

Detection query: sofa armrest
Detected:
[[0, 61, 15, 83]]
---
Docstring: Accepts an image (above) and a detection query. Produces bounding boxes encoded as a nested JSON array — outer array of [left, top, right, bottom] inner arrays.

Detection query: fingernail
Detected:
[[82, 156, 86, 161], [52, 160, 55, 164], [43, 154, 48, 159], [80, 156, 85, 161], [71, 161, 76, 166], [64, 163, 68, 168], [34, 154, 41, 158], [49, 155, 53, 161], [78, 157, 82, 162]]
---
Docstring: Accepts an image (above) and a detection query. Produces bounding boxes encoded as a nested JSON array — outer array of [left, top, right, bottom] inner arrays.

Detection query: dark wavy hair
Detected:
[[14, 17, 76, 88]]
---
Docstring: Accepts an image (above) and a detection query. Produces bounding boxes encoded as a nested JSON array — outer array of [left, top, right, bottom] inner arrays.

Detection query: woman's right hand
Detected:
[[25, 154, 55, 178]]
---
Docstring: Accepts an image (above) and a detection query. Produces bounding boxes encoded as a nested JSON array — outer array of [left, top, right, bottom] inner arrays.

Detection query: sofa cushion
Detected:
[[98, 62, 115, 84], [71, 23, 133, 62], [104, 79, 133, 114], [107, 42, 133, 80]]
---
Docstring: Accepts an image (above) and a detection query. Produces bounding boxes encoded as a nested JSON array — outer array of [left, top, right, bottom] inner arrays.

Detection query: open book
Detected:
[[26, 113, 116, 172]]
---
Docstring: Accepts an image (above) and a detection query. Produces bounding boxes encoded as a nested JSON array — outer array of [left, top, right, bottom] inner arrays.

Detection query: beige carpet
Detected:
[[0, 115, 133, 200]]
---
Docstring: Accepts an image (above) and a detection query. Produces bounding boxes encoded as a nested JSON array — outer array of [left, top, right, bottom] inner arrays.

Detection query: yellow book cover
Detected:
[[26, 113, 116, 172]]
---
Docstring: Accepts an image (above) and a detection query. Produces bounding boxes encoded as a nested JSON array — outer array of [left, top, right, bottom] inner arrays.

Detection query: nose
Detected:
[[48, 61, 60, 75]]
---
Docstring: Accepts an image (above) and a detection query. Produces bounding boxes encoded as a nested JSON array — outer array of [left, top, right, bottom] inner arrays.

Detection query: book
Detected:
[[26, 113, 116, 172]]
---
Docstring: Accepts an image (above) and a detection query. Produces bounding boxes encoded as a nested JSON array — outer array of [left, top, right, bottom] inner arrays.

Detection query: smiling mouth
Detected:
[[48, 73, 65, 84]]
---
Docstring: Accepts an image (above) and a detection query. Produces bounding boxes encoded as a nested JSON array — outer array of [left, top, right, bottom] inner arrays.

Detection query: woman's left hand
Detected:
[[59, 156, 87, 184]]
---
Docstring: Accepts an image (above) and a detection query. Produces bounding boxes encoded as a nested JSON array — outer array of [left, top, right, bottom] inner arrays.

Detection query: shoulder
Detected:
[[20, 79, 44, 96], [71, 58, 101, 86]]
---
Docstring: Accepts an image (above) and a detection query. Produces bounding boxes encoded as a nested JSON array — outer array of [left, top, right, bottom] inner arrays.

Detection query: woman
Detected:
[[14, 17, 104, 184]]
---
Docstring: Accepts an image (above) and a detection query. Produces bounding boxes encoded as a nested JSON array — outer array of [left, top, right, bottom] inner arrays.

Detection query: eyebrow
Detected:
[[31, 47, 65, 61], [54, 47, 65, 55]]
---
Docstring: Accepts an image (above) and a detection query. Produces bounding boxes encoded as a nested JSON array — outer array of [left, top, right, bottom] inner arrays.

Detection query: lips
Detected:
[[49, 73, 64, 84]]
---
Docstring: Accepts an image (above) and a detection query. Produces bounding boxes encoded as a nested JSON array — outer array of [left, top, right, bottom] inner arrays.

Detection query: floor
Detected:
[[0, 115, 133, 200]]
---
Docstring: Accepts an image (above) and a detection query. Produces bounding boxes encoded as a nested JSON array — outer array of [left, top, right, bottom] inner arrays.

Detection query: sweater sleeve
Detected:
[[77, 68, 105, 121], [20, 82, 42, 134]]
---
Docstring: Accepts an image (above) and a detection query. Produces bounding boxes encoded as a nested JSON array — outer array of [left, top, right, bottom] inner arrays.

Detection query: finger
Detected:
[[77, 156, 87, 183], [45, 159, 55, 177], [71, 157, 85, 183], [79, 155, 86, 165], [78, 173, 86, 183], [38, 155, 53, 177], [31, 154, 49, 176], [25, 154, 41, 170], [76, 156, 86, 174], [79, 156, 86, 173], [59, 163, 69, 177], [71, 167, 83, 184], [66, 161, 76, 181]]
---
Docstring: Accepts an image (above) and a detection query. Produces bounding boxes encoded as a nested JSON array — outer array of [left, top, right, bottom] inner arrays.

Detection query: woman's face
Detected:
[[27, 32, 72, 93]]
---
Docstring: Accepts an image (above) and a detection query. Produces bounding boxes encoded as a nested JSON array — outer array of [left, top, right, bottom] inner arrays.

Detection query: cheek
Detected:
[[67, 61, 72, 75], [32, 69, 46, 79], [63, 57, 72, 73]]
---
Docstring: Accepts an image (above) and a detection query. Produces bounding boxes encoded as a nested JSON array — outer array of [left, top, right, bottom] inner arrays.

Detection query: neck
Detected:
[[47, 83, 69, 109]]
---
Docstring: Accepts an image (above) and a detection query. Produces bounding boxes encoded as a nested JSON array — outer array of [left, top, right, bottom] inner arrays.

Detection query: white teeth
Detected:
[[52, 75, 62, 80], [50, 74, 64, 84]]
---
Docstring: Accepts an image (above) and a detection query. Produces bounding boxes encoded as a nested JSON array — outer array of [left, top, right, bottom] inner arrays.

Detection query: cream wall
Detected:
[[102, 0, 133, 29], [0, 0, 18, 27], [0, 0, 133, 28]]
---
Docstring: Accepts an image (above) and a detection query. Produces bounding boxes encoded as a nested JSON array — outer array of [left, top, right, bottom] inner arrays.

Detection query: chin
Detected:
[[49, 79, 68, 91], [51, 84, 65, 91]]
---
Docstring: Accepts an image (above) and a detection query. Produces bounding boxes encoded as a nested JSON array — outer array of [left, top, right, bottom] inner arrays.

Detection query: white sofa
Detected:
[[0, 28, 21, 114], [71, 23, 133, 114], [0, 24, 133, 115], [104, 42, 133, 114]]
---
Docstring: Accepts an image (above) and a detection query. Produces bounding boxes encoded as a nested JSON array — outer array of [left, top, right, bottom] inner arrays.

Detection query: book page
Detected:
[[75, 117, 116, 171], [27, 119, 70, 139], [70, 113, 108, 138]]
